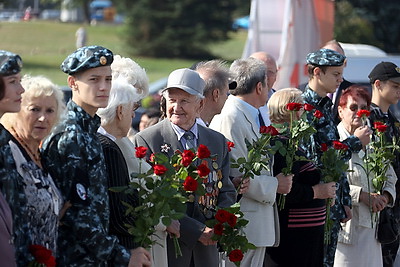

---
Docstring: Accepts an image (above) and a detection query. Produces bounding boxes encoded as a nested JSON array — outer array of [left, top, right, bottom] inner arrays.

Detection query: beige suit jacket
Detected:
[[210, 95, 280, 247]]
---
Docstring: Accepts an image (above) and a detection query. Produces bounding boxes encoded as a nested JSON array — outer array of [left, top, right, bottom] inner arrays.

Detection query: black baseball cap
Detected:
[[368, 61, 400, 83]]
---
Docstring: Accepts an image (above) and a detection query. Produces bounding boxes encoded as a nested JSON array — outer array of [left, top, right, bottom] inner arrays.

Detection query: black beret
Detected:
[[368, 61, 400, 83], [0, 50, 23, 76], [61, 45, 114, 75]]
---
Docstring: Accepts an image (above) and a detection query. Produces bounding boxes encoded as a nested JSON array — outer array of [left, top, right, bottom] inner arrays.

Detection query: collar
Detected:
[[170, 121, 199, 141], [196, 117, 208, 127], [67, 100, 101, 133], [235, 96, 259, 124], [97, 126, 116, 141], [303, 85, 332, 108]]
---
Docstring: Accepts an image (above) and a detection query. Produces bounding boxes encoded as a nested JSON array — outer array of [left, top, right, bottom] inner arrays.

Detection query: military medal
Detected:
[[188, 194, 195, 202], [212, 161, 219, 170]]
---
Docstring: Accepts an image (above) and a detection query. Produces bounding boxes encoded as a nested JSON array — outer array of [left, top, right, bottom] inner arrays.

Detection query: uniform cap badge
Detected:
[[100, 56, 107, 65]]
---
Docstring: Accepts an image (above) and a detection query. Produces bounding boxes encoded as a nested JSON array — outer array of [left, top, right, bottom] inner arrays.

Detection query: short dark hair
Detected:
[[307, 64, 328, 79]]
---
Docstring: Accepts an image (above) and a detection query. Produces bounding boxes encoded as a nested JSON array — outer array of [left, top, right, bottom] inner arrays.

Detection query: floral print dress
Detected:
[[9, 138, 62, 255]]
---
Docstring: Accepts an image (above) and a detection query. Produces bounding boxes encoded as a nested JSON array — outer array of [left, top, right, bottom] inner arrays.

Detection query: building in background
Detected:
[[242, 0, 334, 89]]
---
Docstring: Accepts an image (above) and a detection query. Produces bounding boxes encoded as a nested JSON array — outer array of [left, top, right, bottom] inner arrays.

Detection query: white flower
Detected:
[[161, 144, 171, 153]]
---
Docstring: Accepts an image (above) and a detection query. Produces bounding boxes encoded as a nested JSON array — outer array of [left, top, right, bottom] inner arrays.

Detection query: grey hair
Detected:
[[195, 60, 231, 96], [97, 76, 142, 124], [1, 75, 66, 132], [111, 55, 149, 99], [229, 57, 266, 96]]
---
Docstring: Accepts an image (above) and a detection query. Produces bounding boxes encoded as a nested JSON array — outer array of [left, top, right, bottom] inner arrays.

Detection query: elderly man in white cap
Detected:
[[134, 68, 236, 267]]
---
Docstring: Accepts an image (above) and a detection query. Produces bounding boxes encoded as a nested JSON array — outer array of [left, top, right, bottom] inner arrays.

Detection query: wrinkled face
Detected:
[[120, 102, 137, 136], [338, 95, 368, 133], [377, 80, 400, 105], [319, 66, 344, 94], [165, 88, 203, 130], [16, 94, 58, 142], [70, 66, 112, 116], [0, 73, 25, 115]]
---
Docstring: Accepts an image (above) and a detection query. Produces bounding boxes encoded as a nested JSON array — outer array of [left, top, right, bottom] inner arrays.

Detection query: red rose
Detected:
[[182, 150, 195, 167], [228, 249, 244, 262], [43, 256, 56, 267], [227, 213, 238, 227], [181, 156, 193, 167], [286, 102, 303, 111], [197, 164, 210, 177], [215, 209, 230, 223], [304, 103, 314, 111], [313, 110, 324, 119], [135, 146, 147, 158], [153, 164, 168, 176], [214, 223, 224, 235], [183, 176, 198, 191], [376, 124, 388, 133], [227, 141, 235, 152], [197, 144, 211, 159], [260, 125, 279, 136], [332, 140, 348, 151], [29, 244, 55, 266], [356, 109, 371, 118], [320, 143, 328, 152], [374, 121, 388, 132]]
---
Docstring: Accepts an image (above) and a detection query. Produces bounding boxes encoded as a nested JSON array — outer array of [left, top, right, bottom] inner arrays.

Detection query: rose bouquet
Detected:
[[364, 121, 396, 194], [230, 125, 279, 190], [271, 103, 317, 209], [206, 204, 256, 266], [28, 245, 56, 267], [111, 144, 214, 257], [319, 141, 349, 244]]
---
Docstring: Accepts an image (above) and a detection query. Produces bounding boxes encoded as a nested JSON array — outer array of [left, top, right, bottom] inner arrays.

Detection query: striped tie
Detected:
[[184, 131, 196, 149]]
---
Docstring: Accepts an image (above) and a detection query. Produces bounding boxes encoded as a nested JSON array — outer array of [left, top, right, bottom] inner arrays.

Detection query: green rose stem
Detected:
[[138, 158, 183, 257], [234, 133, 274, 195]]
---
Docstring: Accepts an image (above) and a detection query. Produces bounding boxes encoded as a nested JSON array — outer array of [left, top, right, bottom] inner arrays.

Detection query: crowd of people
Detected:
[[0, 39, 399, 267]]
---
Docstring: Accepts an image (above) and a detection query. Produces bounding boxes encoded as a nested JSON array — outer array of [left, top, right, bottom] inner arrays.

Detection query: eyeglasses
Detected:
[[348, 104, 368, 112], [133, 102, 141, 111]]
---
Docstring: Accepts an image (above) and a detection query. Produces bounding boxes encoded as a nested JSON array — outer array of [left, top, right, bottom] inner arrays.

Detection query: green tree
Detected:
[[335, 0, 400, 53], [334, 1, 376, 46], [117, 0, 237, 58]]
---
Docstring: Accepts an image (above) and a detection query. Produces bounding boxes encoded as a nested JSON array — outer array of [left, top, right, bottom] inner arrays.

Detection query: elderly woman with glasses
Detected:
[[334, 85, 396, 267], [97, 55, 176, 267]]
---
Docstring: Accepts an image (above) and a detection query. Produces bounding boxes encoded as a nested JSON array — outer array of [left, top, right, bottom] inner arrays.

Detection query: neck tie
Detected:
[[258, 111, 265, 127], [184, 131, 196, 149]]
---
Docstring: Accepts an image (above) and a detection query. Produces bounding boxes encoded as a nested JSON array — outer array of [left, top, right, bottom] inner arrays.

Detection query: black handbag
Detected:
[[377, 207, 400, 244]]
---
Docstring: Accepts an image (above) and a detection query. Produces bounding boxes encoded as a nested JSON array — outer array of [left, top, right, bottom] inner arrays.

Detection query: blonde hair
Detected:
[[268, 88, 303, 123], [1, 75, 66, 132]]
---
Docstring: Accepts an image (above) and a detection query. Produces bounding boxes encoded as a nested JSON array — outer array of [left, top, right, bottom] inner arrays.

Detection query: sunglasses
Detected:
[[348, 104, 368, 112]]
